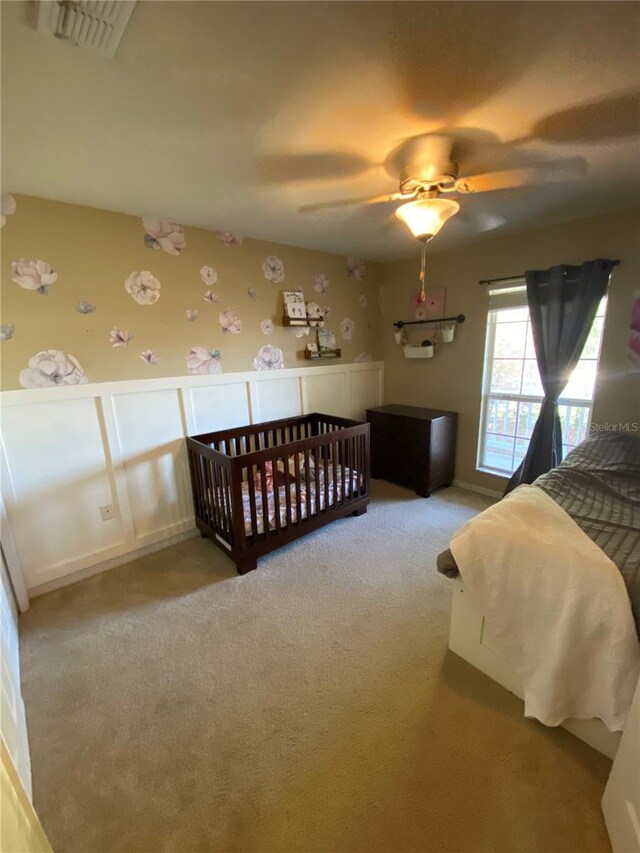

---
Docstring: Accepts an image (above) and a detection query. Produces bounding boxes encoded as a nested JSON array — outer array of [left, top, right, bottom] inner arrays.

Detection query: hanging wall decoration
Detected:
[[142, 218, 186, 255], [185, 309, 199, 322], [11, 258, 57, 294], [260, 319, 274, 335], [412, 287, 445, 320], [19, 350, 88, 388], [203, 290, 221, 304], [247, 288, 257, 300], [76, 300, 97, 314], [1, 324, 15, 342], [124, 271, 161, 305]]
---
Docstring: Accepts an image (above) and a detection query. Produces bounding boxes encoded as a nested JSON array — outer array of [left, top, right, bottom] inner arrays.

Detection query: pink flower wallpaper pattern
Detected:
[[11, 258, 57, 295], [20, 349, 87, 388], [142, 218, 186, 255], [2, 198, 382, 389], [186, 347, 223, 375]]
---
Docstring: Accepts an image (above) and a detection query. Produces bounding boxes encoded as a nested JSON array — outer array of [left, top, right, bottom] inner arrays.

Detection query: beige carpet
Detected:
[[20, 481, 611, 853]]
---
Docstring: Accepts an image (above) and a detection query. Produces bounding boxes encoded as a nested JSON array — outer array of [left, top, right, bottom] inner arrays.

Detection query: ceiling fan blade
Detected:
[[299, 191, 414, 213], [455, 159, 586, 194], [454, 168, 542, 193]]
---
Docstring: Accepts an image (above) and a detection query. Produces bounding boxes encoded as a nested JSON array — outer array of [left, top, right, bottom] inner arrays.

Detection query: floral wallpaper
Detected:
[[0, 195, 383, 390]]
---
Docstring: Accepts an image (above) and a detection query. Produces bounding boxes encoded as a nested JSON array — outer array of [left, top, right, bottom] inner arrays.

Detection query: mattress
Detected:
[[217, 466, 362, 537]]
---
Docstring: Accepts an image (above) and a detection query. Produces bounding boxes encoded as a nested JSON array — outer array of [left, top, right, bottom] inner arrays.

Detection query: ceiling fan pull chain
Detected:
[[418, 243, 427, 303]]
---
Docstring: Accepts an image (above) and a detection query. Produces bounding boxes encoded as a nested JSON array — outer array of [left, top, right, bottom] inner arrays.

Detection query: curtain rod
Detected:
[[479, 259, 620, 285]]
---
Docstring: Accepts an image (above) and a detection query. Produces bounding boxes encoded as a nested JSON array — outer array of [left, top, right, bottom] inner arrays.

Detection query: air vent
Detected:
[[35, 1, 137, 58]]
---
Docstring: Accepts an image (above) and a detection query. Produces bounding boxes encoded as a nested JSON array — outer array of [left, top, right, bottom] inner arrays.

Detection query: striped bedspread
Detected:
[[534, 431, 640, 631]]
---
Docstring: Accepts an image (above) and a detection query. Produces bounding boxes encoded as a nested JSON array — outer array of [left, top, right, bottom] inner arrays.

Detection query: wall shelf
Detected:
[[393, 313, 466, 329], [282, 316, 324, 328], [304, 349, 341, 360]]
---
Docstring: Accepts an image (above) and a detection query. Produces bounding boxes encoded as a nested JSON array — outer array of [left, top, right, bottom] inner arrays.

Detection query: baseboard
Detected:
[[28, 527, 199, 597], [451, 479, 503, 500]]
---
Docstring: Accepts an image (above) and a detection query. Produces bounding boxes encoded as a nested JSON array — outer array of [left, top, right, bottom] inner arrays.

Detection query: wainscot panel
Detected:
[[1, 362, 383, 595]]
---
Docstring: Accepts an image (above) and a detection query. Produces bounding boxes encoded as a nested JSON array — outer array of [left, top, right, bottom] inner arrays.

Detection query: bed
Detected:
[[187, 413, 370, 574], [438, 431, 640, 758]]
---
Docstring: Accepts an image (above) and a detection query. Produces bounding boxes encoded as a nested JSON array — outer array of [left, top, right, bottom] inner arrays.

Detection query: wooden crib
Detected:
[[186, 413, 370, 574]]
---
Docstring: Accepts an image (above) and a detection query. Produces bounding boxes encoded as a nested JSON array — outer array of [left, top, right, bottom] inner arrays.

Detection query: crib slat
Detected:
[[259, 459, 270, 538], [294, 449, 302, 525], [332, 442, 338, 508], [208, 458, 219, 532], [323, 441, 329, 511], [220, 467, 233, 543], [283, 452, 293, 528], [313, 444, 321, 515], [202, 456, 214, 532], [272, 454, 282, 535], [212, 460, 226, 539], [341, 438, 346, 504], [247, 463, 258, 540]]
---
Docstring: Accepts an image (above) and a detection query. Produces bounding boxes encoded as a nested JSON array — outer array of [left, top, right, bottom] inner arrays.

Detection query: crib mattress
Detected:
[[215, 467, 362, 536]]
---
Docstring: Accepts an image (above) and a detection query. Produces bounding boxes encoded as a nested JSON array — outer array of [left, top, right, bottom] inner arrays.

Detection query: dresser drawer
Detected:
[[367, 411, 428, 444]]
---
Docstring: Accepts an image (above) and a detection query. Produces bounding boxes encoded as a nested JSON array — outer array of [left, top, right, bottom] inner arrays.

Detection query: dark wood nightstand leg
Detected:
[[417, 487, 431, 498]]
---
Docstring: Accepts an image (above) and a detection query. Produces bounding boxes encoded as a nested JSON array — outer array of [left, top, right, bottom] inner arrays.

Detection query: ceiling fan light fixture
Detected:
[[395, 197, 460, 242]]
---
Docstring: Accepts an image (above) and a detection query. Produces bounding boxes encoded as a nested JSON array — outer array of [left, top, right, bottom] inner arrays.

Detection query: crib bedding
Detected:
[[438, 431, 640, 633], [215, 466, 362, 536]]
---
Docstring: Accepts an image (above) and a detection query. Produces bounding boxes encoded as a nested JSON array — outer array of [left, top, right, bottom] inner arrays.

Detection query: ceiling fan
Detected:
[[299, 133, 585, 243]]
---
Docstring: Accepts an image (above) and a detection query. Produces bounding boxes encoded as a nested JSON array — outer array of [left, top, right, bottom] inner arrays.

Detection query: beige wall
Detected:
[[383, 209, 640, 493], [0, 196, 383, 390]]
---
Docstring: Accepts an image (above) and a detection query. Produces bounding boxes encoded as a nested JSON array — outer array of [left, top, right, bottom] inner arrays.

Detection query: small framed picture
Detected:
[[306, 342, 318, 354], [317, 328, 336, 352], [283, 291, 307, 320]]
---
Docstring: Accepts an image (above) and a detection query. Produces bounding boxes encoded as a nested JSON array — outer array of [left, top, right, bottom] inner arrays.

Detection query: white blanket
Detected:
[[450, 485, 640, 732]]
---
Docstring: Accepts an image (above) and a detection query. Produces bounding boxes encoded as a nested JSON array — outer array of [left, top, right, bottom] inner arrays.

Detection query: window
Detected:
[[477, 282, 607, 477]]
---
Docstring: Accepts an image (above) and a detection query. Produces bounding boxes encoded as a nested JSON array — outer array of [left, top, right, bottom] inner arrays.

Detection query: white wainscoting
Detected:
[[0, 362, 383, 598]]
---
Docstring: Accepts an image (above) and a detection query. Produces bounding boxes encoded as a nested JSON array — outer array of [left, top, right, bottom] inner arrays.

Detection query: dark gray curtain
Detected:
[[505, 258, 615, 494]]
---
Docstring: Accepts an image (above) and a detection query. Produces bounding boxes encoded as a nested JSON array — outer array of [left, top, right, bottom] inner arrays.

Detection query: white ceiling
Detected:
[[2, 1, 639, 261]]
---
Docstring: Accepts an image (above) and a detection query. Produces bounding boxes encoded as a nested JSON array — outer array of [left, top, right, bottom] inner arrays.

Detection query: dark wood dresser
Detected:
[[366, 404, 458, 497]]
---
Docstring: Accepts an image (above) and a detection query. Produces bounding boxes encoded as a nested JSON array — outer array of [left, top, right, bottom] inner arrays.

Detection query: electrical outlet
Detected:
[[100, 504, 115, 521]]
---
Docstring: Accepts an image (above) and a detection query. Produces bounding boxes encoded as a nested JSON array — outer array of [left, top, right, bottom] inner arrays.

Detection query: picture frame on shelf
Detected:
[[283, 291, 307, 321], [317, 328, 337, 352]]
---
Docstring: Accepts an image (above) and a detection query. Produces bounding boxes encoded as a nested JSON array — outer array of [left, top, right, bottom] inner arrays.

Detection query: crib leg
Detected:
[[237, 558, 257, 575], [200, 530, 208, 538], [352, 506, 367, 517]]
